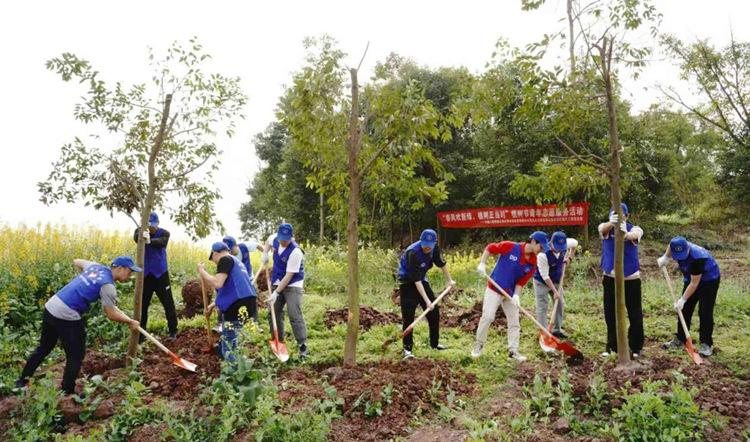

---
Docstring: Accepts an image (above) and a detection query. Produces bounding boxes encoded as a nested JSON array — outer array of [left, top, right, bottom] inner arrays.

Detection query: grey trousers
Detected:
[[533, 279, 564, 333], [269, 285, 307, 344]]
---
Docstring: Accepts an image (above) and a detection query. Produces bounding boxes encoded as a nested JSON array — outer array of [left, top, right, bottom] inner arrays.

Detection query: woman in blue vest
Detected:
[[223, 236, 261, 328], [397, 229, 456, 359], [260, 222, 309, 358], [14, 257, 142, 394], [658, 237, 720, 357], [133, 211, 178, 341], [473, 232, 549, 362], [533, 231, 578, 339], [198, 242, 257, 362], [598, 203, 644, 358]]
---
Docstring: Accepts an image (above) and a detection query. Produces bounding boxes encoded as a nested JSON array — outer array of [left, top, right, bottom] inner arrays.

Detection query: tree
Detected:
[[281, 37, 455, 365], [39, 39, 247, 361]]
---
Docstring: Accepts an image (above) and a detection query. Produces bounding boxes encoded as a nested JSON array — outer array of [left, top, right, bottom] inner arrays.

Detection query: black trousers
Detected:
[[21, 309, 86, 394], [677, 279, 719, 346], [603, 276, 644, 353], [400, 280, 440, 351], [140, 272, 178, 337]]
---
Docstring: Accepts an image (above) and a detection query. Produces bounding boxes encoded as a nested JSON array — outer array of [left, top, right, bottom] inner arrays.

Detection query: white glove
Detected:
[[511, 294, 520, 307], [448, 279, 457, 290], [609, 214, 619, 224], [268, 291, 279, 305], [674, 297, 686, 311], [477, 262, 487, 278], [619, 221, 628, 234], [142, 230, 150, 244], [261, 251, 270, 266], [657, 255, 669, 268]]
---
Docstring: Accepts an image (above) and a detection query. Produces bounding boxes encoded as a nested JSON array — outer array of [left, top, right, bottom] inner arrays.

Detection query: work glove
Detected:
[[142, 230, 151, 244], [477, 262, 487, 278], [268, 291, 279, 305], [511, 294, 520, 307], [619, 221, 628, 234], [657, 255, 669, 268], [261, 251, 270, 266], [609, 213, 619, 224], [448, 279, 457, 290], [674, 297, 686, 311]]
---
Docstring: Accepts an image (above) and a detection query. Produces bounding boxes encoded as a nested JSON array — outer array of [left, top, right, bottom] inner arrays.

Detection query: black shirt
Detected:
[[217, 255, 234, 275], [690, 258, 707, 276], [401, 245, 447, 283]]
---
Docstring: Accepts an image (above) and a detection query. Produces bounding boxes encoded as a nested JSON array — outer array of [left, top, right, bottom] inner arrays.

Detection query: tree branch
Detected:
[[358, 103, 371, 148], [110, 160, 144, 203], [358, 138, 393, 182], [556, 136, 612, 177], [160, 153, 212, 182], [357, 41, 370, 72]]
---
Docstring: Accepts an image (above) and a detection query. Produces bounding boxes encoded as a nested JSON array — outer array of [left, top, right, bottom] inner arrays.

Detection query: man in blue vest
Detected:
[[397, 229, 456, 359], [473, 232, 548, 362], [658, 237, 720, 357], [223, 236, 261, 328], [598, 203, 644, 358], [198, 242, 256, 362], [14, 257, 142, 394], [260, 222, 308, 358], [133, 211, 178, 341], [533, 231, 578, 339]]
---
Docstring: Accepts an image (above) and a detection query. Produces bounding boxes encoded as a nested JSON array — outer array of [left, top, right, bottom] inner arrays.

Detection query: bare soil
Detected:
[[324, 306, 401, 331], [178, 278, 213, 319]]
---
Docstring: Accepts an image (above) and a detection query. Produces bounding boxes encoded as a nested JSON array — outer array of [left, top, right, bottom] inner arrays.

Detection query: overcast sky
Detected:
[[1, 0, 748, 245]]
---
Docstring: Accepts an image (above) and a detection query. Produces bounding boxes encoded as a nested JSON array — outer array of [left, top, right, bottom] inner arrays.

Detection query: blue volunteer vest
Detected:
[[533, 250, 564, 284], [272, 238, 304, 285], [56, 264, 115, 315], [144, 228, 168, 278], [238, 243, 253, 277], [216, 255, 255, 312], [600, 223, 640, 277], [677, 242, 721, 283], [490, 243, 536, 294], [397, 241, 434, 282]]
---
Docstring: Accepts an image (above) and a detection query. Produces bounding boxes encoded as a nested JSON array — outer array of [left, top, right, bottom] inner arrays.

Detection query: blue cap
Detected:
[[277, 222, 293, 241], [670, 237, 690, 261], [551, 231, 567, 251], [111, 256, 142, 272], [149, 211, 159, 227], [609, 203, 629, 216], [420, 229, 438, 249], [529, 231, 551, 252], [222, 236, 237, 250], [209, 241, 230, 259]]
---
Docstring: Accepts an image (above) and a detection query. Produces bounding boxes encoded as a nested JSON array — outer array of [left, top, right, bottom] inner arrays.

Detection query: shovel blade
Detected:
[[268, 338, 290, 362], [171, 356, 197, 372], [539, 332, 555, 353], [684, 339, 703, 365]]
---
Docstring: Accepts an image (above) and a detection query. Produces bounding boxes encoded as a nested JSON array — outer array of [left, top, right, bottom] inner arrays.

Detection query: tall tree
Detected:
[[39, 39, 247, 361]]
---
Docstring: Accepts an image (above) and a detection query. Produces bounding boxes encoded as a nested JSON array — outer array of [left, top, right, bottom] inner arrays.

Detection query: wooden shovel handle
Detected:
[[400, 286, 452, 338], [662, 267, 694, 343], [485, 275, 553, 339]]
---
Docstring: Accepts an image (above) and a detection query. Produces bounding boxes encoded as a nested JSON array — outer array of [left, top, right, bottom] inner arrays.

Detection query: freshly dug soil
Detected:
[[324, 306, 401, 331], [178, 278, 214, 319], [255, 269, 270, 294], [81, 350, 126, 377], [277, 359, 478, 442], [442, 299, 506, 333]]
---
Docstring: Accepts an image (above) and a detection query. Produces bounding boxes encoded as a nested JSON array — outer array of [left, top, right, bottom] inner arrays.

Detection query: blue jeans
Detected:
[[220, 319, 242, 362]]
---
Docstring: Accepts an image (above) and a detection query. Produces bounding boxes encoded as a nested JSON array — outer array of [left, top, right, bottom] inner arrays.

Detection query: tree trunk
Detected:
[[567, 0, 576, 74], [319, 191, 325, 245], [126, 94, 173, 362], [343, 68, 361, 367], [601, 39, 630, 365]]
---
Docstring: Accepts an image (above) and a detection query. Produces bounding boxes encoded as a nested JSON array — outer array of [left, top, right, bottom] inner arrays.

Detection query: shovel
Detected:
[[400, 285, 453, 339], [540, 250, 571, 352], [486, 275, 583, 360], [661, 267, 703, 365], [200, 277, 214, 354], [266, 267, 289, 362], [118, 307, 197, 372]]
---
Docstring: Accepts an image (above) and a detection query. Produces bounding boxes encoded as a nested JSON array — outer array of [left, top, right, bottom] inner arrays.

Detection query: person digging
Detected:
[[223, 235, 262, 330], [658, 236, 720, 357], [397, 229, 456, 360], [197, 242, 257, 362], [533, 231, 578, 339], [14, 257, 142, 395], [261, 222, 309, 359], [473, 232, 548, 362]]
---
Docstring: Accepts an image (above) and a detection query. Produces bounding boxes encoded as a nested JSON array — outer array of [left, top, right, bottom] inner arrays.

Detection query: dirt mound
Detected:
[[442, 299, 506, 333], [278, 359, 477, 441], [178, 278, 214, 319], [81, 350, 126, 377], [255, 269, 270, 294], [324, 307, 401, 331], [130, 423, 168, 442]]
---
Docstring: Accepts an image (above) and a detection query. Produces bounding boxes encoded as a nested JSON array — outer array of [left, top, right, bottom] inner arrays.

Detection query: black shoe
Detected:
[[167, 331, 178, 341], [662, 336, 684, 349], [299, 344, 309, 359], [552, 331, 568, 340], [12, 378, 28, 393], [432, 344, 448, 351]]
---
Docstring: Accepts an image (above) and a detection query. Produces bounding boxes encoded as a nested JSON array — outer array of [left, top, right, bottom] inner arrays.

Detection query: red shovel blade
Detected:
[[541, 333, 583, 359], [684, 338, 703, 365], [268, 331, 289, 362], [539, 332, 556, 353], [167, 351, 197, 372]]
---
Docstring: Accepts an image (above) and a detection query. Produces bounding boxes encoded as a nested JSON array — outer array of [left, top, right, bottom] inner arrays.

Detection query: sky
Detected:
[[1, 0, 748, 245]]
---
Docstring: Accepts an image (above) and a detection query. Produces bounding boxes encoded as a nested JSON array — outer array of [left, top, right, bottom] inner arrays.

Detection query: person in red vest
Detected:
[[472, 232, 549, 362]]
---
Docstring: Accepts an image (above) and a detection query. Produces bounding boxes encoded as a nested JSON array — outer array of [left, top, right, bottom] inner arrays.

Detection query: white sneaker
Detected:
[[471, 342, 483, 358], [632, 352, 639, 358], [508, 350, 527, 362], [403, 349, 414, 360], [600, 351, 610, 358]]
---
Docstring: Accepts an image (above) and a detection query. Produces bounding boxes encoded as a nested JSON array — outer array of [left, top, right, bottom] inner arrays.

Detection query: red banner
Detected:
[[438, 203, 589, 228]]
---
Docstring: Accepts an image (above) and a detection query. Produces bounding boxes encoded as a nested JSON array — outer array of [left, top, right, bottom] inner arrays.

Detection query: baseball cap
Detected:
[[609, 203, 629, 216], [148, 211, 159, 227], [551, 231, 568, 251], [209, 241, 230, 260], [111, 256, 142, 272], [420, 229, 438, 249], [529, 231, 551, 252], [669, 237, 690, 261], [277, 222, 293, 241], [222, 236, 237, 250]]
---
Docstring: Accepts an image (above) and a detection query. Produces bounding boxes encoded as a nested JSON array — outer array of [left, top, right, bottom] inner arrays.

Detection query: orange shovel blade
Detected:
[[684, 338, 703, 365], [540, 333, 583, 359], [268, 332, 290, 362], [168, 352, 197, 372], [539, 332, 556, 353]]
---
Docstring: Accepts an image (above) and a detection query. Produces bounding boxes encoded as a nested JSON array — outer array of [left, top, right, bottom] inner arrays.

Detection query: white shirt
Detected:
[[266, 234, 304, 288], [536, 238, 579, 281]]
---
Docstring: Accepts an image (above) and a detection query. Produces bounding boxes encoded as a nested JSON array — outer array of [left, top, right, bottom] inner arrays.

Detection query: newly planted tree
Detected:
[[39, 39, 247, 360]]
